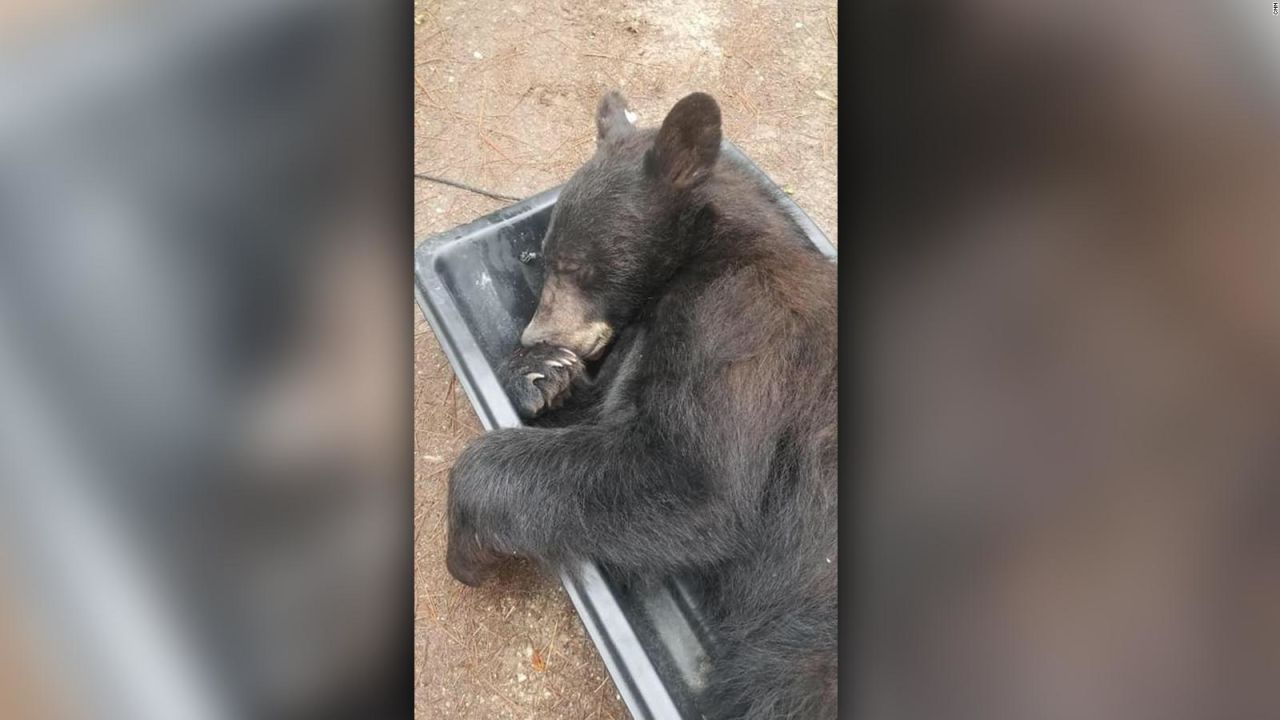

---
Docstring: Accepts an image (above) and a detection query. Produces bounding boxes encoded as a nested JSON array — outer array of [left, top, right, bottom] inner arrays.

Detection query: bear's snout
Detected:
[[521, 273, 614, 358], [520, 317, 613, 359]]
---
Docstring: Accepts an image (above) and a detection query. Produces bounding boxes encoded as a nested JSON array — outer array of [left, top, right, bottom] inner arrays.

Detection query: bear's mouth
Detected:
[[580, 336, 615, 380], [586, 322, 616, 358], [581, 326, 614, 361]]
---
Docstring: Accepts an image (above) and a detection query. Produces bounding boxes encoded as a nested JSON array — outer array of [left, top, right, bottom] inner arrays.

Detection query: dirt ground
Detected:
[[413, 1, 837, 717]]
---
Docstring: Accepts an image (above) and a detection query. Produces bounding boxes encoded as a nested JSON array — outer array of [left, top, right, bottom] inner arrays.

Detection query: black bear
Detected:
[[445, 90, 837, 719]]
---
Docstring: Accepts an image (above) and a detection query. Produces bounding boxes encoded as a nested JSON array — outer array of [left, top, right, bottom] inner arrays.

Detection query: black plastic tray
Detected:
[[414, 141, 835, 719]]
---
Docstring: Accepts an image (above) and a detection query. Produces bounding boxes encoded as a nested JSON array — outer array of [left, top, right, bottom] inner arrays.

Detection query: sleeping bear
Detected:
[[445, 90, 838, 719]]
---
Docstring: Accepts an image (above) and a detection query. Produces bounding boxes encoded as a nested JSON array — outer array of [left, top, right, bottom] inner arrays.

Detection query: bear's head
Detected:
[[520, 90, 722, 359]]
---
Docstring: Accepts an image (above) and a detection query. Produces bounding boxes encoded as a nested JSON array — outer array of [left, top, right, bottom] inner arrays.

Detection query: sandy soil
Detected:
[[413, 1, 837, 717]]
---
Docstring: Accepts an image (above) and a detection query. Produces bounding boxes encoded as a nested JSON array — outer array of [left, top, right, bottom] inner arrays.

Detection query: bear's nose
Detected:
[[520, 323, 552, 348]]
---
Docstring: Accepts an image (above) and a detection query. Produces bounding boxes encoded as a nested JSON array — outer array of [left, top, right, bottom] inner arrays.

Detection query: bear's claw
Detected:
[[502, 343, 584, 419]]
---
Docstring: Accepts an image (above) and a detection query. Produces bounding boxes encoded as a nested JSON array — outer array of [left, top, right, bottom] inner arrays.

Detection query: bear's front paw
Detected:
[[445, 525, 503, 587], [445, 433, 528, 586], [502, 343, 584, 419]]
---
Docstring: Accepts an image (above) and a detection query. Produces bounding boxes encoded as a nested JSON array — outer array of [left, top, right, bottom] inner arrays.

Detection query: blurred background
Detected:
[[855, 1, 1280, 719], [0, 2, 409, 719]]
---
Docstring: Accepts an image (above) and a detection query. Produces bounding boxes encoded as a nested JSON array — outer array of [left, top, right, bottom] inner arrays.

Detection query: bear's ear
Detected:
[[596, 90, 636, 145], [650, 92, 721, 190]]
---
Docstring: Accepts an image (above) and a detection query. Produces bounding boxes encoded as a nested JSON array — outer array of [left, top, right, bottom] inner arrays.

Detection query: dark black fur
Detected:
[[446, 91, 837, 719]]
